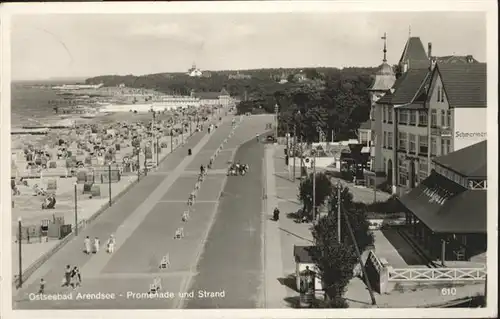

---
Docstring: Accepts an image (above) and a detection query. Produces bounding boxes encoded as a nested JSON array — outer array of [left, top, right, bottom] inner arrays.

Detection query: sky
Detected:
[[10, 11, 487, 81]]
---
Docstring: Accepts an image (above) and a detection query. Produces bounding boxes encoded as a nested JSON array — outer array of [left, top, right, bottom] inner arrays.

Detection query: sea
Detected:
[[11, 84, 63, 128]]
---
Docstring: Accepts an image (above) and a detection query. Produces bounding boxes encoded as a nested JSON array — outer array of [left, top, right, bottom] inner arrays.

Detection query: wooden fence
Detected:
[[388, 267, 487, 281]]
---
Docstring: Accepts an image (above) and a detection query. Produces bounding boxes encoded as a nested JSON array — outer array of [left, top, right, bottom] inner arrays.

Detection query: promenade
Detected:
[[14, 114, 272, 309], [11, 119, 198, 280]]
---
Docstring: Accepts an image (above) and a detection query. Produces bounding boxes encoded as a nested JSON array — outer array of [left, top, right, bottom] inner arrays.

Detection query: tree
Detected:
[[309, 185, 374, 306], [298, 172, 333, 218], [309, 218, 357, 306]]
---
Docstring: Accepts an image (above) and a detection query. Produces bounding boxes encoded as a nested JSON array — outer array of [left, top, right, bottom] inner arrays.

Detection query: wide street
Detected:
[[13, 113, 273, 309], [184, 125, 266, 309]]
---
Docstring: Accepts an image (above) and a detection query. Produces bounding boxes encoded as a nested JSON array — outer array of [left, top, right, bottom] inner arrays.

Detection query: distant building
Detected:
[[229, 71, 252, 80], [190, 88, 233, 107], [293, 70, 308, 83], [357, 120, 372, 146], [187, 63, 203, 77]]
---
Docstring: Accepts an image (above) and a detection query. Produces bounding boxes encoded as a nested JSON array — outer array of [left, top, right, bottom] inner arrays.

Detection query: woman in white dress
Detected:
[[107, 234, 115, 253], [83, 236, 91, 254], [93, 237, 100, 254]]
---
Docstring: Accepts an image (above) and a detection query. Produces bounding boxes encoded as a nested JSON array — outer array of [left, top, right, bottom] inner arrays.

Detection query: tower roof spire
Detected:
[[381, 32, 387, 62], [408, 25, 412, 38]]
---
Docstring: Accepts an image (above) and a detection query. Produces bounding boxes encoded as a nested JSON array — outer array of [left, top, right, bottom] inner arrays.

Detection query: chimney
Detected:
[[427, 42, 432, 58]]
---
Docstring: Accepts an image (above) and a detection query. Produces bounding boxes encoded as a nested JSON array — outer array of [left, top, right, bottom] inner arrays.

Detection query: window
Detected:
[[399, 159, 408, 186], [446, 110, 452, 128], [419, 135, 428, 155], [431, 137, 437, 156], [388, 108, 393, 123], [440, 110, 446, 127], [388, 132, 393, 149], [419, 159, 428, 181], [409, 134, 416, 154], [383, 106, 387, 122], [409, 111, 417, 125], [399, 110, 408, 125], [419, 111, 428, 126], [441, 88, 445, 103], [383, 131, 387, 148], [441, 138, 451, 155], [398, 132, 407, 151], [437, 86, 441, 102], [431, 109, 438, 127]]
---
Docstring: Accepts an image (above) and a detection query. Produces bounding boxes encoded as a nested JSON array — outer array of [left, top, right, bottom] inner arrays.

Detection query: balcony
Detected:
[[431, 127, 452, 137]]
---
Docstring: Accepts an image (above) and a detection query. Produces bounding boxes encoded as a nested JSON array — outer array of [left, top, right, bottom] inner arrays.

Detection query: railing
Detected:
[[388, 267, 487, 281], [368, 250, 383, 273]]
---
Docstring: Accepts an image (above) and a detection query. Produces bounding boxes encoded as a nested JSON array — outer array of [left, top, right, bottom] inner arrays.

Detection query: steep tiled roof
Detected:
[[437, 63, 487, 108], [436, 55, 479, 64], [390, 68, 430, 105], [399, 37, 429, 67], [399, 171, 486, 233], [433, 140, 487, 178], [194, 92, 221, 100]]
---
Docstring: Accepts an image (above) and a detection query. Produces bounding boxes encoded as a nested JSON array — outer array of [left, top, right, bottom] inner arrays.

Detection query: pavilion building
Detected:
[[397, 140, 487, 266]]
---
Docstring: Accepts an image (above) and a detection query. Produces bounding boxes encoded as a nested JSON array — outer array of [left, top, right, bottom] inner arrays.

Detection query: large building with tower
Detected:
[[364, 33, 486, 196]]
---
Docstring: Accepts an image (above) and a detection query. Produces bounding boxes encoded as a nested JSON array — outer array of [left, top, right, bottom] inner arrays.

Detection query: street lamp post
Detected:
[[74, 183, 78, 236], [312, 150, 316, 222], [108, 164, 112, 207], [136, 147, 141, 181], [144, 145, 148, 176], [18, 217, 22, 288], [293, 125, 297, 180], [170, 131, 174, 154], [156, 136, 160, 165], [337, 181, 342, 243]]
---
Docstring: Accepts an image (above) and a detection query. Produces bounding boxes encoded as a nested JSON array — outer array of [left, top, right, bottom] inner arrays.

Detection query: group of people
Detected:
[[61, 265, 82, 290], [37, 234, 117, 294], [228, 161, 249, 176], [83, 234, 116, 255]]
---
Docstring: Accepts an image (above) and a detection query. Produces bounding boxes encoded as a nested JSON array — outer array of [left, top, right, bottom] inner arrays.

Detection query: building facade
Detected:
[[372, 35, 485, 196]]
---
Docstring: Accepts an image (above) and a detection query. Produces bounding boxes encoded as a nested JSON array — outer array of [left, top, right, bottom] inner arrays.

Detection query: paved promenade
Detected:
[[13, 114, 272, 309]]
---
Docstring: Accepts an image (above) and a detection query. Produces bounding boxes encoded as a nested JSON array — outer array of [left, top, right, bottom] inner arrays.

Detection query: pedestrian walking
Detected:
[[93, 237, 100, 254], [38, 278, 45, 294], [107, 234, 115, 254], [84, 236, 91, 254], [62, 265, 71, 287], [70, 266, 80, 289]]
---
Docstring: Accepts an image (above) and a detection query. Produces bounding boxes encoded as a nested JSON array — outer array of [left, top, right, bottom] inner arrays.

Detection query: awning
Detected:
[[398, 171, 487, 234]]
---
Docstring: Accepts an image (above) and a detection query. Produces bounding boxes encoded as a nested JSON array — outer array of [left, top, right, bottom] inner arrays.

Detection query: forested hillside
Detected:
[[85, 66, 377, 141]]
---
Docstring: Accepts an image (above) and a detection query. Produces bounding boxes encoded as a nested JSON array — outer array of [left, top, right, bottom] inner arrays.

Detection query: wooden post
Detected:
[[441, 238, 446, 267]]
